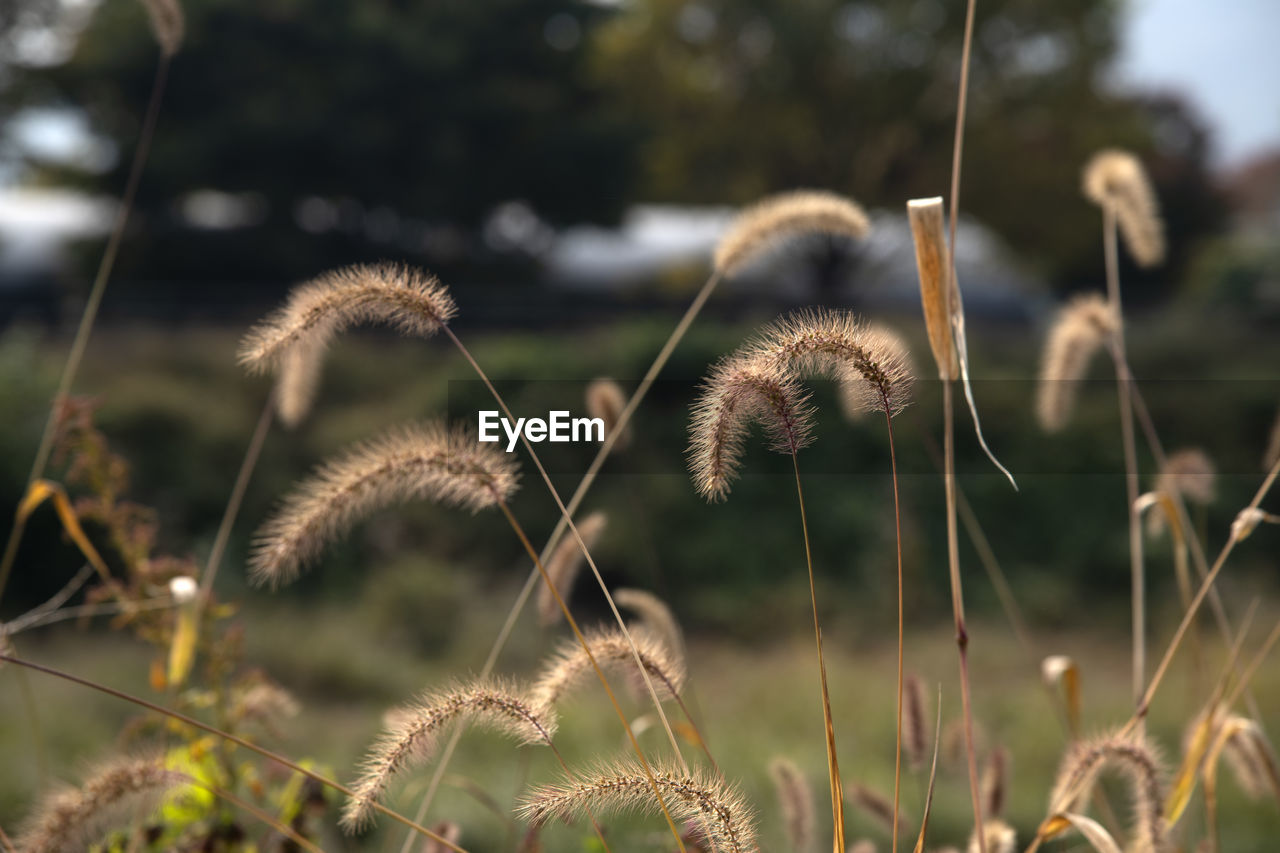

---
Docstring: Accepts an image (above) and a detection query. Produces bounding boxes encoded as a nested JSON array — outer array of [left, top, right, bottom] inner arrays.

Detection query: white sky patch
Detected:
[[1113, 0, 1280, 167]]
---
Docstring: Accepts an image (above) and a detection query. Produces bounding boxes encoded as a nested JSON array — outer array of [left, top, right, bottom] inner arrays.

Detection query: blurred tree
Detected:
[[590, 0, 1226, 296], [1, 0, 640, 286]]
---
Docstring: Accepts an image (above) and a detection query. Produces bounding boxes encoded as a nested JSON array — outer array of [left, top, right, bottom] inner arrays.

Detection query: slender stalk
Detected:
[[495, 501, 688, 853], [0, 653, 466, 853], [884, 408, 904, 853], [943, 380, 986, 853], [0, 55, 173, 603], [943, 0, 986, 847], [1133, 456, 1280, 722], [200, 394, 275, 602], [790, 452, 846, 853], [400, 275, 724, 848], [1101, 206, 1146, 706]]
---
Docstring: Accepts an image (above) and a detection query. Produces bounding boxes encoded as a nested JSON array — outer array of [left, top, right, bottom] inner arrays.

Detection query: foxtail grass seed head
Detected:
[[903, 673, 927, 772], [967, 819, 1016, 853], [614, 587, 686, 662], [1049, 731, 1166, 853], [275, 337, 325, 429], [586, 378, 631, 450], [1149, 448, 1216, 535], [249, 421, 518, 587], [1035, 294, 1119, 432], [238, 263, 457, 375], [688, 310, 913, 500], [714, 190, 870, 277], [422, 821, 463, 853], [138, 0, 184, 56], [907, 197, 958, 380], [532, 626, 686, 707], [520, 760, 759, 853], [1265, 408, 1280, 472], [1231, 506, 1278, 542], [982, 745, 1008, 818], [342, 679, 555, 831], [1220, 716, 1279, 800], [846, 782, 905, 834], [1082, 149, 1166, 267], [18, 756, 180, 853], [687, 353, 813, 501], [537, 511, 608, 626], [769, 757, 815, 853], [233, 681, 301, 730]]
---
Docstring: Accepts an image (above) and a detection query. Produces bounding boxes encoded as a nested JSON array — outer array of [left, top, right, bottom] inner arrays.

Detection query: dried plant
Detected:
[[1082, 150, 1165, 268], [139, 0, 185, 56], [1265, 408, 1280, 472], [981, 745, 1008, 819], [903, 673, 927, 772], [18, 756, 180, 853], [967, 819, 1016, 853], [532, 625, 685, 707], [249, 420, 519, 587], [1219, 716, 1280, 800], [846, 782, 906, 834], [275, 337, 325, 429], [342, 679, 556, 831], [714, 190, 870, 277], [421, 820, 463, 853], [769, 757, 815, 853], [1035, 294, 1119, 432], [537, 511, 608, 626], [1048, 731, 1166, 853], [520, 760, 758, 853], [586, 378, 631, 450], [238, 263, 457, 375], [614, 588, 686, 662], [906, 197, 957, 380], [1149, 448, 1216, 535]]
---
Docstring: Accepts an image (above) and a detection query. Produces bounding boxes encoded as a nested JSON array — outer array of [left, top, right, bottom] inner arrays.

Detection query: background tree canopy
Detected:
[[2, 0, 1224, 298]]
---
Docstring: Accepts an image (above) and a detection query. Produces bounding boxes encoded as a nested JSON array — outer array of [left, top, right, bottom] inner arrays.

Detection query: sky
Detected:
[[1113, 0, 1280, 168]]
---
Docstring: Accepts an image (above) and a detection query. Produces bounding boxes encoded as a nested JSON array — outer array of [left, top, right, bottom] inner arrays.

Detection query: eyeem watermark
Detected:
[[478, 410, 604, 452]]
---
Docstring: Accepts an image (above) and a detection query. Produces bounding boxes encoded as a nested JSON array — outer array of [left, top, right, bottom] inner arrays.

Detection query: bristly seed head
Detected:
[[714, 190, 870, 277], [1035, 294, 1119, 433], [138, 0, 184, 56], [769, 757, 816, 853], [342, 679, 555, 832], [18, 756, 180, 853], [249, 420, 518, 587], [688, 309, 913, 500], [238, 263, 457, 375], [532, 625, 686, 708], [1082, 149, 1166, 268], [537, 511, 608, 626], [1049, 730, 1166, 853], [586, 378, 631, 450], [520, 760, 758, 853]]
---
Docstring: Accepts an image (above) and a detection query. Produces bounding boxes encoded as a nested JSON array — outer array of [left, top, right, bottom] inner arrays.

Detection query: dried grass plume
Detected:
[[769, 757, 815, 853], [586, 378, 631, 450], [520, 760, 758, 853], [139, 0, 184, 56], [532, 626, 686, 706], [715, 191, 870, 277], [238, 263, 457, 374], [1035, 294, 1119, 432], [1082, 149, 1165, 268], [249, 421, 518, 587], [342, 679, 556, 831], [1048, 730, 1166, 853], [19, 756, 179, 852], [537, 511, 608, 626]]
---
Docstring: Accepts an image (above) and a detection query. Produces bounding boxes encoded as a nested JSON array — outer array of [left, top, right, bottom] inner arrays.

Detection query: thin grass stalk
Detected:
[[0, 653, 466, 853], [791, 453, 846, 853], [199, 394, 275, 602], [1127, 383, 1270, 733], [1102, 207, 1146, 707], [886, 409, 905, 853], [442, 326, 697, 773], [942, 0, 986, 848], [0, 55, 173, 603], [494, 500, 690, 853], [399, 274, 725, 850], [1132, 456, 1280, 723]]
